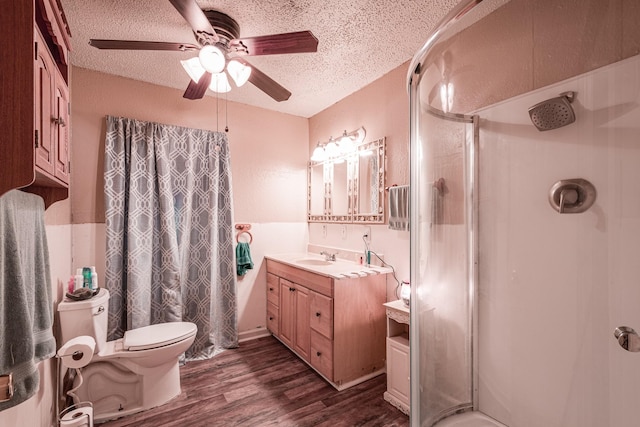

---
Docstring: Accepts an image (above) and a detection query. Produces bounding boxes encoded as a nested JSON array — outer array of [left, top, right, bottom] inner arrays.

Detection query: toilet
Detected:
[[57, 288, 197, 422]]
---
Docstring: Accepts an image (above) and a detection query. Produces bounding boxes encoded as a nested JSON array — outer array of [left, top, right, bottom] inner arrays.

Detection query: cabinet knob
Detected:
[[315, 312, 321, 317], [269, 287, 273, 291], [289, 287, 295, 292], [316, 351, 321, 357], [269, 317, 273, 321]]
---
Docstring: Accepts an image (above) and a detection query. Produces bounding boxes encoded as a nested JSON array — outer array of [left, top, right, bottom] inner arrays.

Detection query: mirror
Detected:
[[353, 138, 385, 223], [308, 137, 385, 223], [331, 160, 350, 220], [308, 162, 326, 220]]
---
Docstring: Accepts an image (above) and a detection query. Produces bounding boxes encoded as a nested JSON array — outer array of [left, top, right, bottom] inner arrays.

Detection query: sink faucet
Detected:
[[320, 251, 337, 261]]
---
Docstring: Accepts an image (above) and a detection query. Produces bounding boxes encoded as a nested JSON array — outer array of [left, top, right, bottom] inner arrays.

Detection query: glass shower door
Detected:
[[409, 103, 477, 426]]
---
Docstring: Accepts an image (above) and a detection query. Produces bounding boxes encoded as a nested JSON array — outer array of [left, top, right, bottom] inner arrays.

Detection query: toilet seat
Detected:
[[123, 322, 197, 351]]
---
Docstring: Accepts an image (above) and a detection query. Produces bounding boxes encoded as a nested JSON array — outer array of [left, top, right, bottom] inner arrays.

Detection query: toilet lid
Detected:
[[123, 322, 197, 351]]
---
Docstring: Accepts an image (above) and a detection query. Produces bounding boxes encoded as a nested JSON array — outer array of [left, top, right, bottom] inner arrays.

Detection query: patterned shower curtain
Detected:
[[104, 116, 238, 361]]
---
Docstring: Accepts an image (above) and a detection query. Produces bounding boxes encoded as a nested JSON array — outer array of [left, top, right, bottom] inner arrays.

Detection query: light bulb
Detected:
[[339, 131, 355, 153], [311, 144, 326, 162], [181, 57, 206, 83], [199, 45, 225, 73], [325, 139, 339, 158], [227, 60, 252, 87], [209, 72, 231, 93]]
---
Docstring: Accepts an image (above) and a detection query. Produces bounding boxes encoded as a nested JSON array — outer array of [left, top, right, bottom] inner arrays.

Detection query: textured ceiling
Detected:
[[59, 0, 460, 118]]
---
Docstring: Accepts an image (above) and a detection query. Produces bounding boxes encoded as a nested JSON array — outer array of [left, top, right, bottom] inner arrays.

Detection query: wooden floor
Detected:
[[101, 336, 409, 427]]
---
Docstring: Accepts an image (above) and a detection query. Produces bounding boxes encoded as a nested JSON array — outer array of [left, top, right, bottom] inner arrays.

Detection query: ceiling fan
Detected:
[[88, 0, 318, 102]]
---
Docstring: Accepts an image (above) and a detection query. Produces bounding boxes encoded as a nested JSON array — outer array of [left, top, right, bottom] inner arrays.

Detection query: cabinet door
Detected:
[[34, 29, 55, 176], [266, 302, 279, 336], [386, 336, 410, 405], [267, 273, 280, 306], [310, 329, 333, 380], [310, 291, 333, 338], [293, 285, 310, 360], [279, 279, 295, 348], [53, 70, 69, 183]]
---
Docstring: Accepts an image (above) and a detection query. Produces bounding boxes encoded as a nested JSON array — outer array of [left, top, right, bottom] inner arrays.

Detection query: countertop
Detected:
[[265, 252, 392, 280]]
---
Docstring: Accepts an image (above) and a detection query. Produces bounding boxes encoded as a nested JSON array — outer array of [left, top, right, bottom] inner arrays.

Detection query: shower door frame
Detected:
[[407, 1, 485, 426], [408, 101, 479, 427]]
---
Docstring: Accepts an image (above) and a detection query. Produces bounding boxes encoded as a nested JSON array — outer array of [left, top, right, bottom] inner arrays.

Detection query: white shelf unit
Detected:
[[383, 299, 410, 414]]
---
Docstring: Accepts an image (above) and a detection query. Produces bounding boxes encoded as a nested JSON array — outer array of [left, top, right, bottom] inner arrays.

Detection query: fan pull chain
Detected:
[[216, 90, 219, 132], [225, 91, 229, 132]]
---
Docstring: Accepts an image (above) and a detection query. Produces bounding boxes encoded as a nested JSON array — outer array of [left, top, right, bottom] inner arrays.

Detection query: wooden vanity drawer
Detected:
[[266, 259, 333, 297], [310, 291, 333, 339], [267, 272, 280, 306], [310, 329, 333, 381], [267, 302, 279, 336]]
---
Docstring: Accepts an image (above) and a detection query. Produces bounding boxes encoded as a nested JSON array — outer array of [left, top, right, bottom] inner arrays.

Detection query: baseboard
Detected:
[[238, 327, 271, 343]]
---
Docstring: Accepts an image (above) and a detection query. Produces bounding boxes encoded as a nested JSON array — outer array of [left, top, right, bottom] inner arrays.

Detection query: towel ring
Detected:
[[236, 230, 253, 244]]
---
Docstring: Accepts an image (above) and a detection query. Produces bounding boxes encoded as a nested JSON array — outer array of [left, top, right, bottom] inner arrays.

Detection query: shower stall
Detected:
[[408, 1, 640, 426]]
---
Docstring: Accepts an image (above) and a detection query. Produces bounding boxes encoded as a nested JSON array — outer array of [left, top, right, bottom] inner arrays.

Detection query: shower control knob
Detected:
[[614, 326, 640, 352], [548, 179, 596, 214]]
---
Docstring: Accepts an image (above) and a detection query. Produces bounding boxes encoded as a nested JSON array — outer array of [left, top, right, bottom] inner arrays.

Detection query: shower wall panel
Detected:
[[477, 54, 640, 427]]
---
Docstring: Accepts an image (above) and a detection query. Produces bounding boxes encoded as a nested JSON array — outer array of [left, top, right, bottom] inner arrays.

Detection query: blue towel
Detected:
[[0, 190, 55, 411], [235, 242, 253, 276]]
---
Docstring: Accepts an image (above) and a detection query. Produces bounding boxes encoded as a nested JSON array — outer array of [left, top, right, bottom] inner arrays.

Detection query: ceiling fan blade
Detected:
[[169, 0, 219, 45], [231, 31, 318, 56], [89, 39, 199, 51], [183, 72, 212, 100], [237, 59, 291, 102]]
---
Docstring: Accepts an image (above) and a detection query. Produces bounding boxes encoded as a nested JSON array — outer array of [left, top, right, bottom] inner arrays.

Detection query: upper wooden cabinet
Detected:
[[1, 0, 71, 208]]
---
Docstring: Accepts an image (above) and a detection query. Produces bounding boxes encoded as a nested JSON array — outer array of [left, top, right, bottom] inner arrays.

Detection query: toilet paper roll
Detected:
[[60, 405, 93, 427], [58, 336, 96, 369]]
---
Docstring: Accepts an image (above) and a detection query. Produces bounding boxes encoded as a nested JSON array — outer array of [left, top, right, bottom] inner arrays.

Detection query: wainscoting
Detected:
[[101, 336, 408, 427]]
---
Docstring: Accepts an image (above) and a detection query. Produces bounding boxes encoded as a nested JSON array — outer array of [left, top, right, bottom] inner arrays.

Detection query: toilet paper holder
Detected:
[[59, 401, 94, 427]]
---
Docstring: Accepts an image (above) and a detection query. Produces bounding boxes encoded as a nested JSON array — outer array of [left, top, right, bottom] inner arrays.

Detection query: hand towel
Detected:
[[388, 185, 410, 231], [0, 190, 55, 411], [235, 242, 254, 277]]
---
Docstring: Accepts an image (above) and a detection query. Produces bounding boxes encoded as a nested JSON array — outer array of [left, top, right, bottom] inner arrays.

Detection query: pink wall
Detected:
[[309, 63, 410, 188], [70, 67, 309, 225]]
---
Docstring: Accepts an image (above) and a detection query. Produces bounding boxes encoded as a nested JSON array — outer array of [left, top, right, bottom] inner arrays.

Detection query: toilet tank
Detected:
[[58, 288, 110, 354]]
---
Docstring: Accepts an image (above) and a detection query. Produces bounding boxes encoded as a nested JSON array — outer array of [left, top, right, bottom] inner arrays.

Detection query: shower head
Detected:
[[528, 91, 576, 131]]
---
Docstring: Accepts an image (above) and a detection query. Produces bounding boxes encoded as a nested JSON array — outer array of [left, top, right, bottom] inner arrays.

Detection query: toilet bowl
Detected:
[[58, 288, 197, 422], [434, 411, 507, 427]]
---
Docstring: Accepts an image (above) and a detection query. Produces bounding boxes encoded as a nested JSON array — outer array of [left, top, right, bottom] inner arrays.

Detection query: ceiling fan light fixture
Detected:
[[199, 45, 226, 73], [181, 57, 206, 83], [226, 60, 252, 87], [209, 72, 231, 93]]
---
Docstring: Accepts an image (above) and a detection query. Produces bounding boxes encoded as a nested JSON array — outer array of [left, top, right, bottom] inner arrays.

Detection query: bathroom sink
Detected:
[[295, 258, 332, 266]]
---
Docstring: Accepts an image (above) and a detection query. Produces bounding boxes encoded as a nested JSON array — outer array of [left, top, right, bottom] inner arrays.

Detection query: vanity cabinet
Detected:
[[266, 259, 387, 390], [1, 0, 71, 207]]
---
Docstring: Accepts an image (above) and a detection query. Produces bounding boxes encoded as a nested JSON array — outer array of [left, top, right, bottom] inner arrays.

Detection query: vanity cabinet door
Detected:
[[267, 302, 279, 336], [279, 279, 310, 361], [266, 273, 280, 336], [279, 279, 295, 348], [310, 329, 333, 380], [293, 285, 310, 360], [267, 273, 279, 306], [310, 291, 333, 339]]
